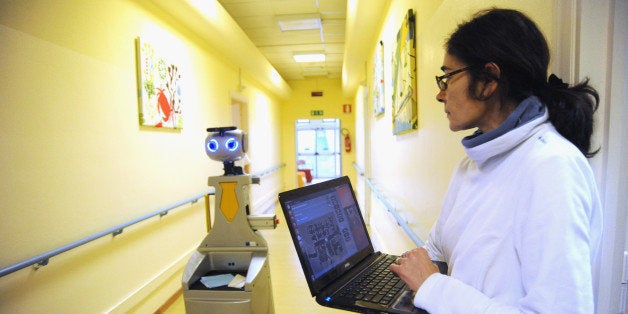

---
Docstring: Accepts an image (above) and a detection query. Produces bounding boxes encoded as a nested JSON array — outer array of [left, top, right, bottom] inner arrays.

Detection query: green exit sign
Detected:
[[310, 110, 324, 116]]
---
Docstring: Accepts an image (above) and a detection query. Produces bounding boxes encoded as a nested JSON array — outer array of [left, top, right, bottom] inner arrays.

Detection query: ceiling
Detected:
[[216, 0, 347, 81]]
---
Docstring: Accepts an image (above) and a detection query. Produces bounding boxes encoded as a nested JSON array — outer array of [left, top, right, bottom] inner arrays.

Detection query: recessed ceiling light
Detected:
[[276, 14, 322, 31], [293, 53, 326, 63]]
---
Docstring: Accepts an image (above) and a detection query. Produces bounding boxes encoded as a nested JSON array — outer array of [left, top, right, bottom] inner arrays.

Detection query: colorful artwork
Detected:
[[373, 40, 385, 116], [391, 9, 418, 134], [136, 37, 183, 129]]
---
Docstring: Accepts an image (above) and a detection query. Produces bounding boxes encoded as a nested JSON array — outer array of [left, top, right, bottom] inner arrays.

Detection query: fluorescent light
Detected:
[[276, 14, 322, 31], [293, 53, 326, 63]]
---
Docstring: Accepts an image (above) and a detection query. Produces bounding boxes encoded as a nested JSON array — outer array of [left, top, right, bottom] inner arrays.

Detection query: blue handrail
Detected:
[[252, 163, 285, 178], [352, 162, 424, 246], [0, 163, 285, 278], [0, 191, 213, 278]]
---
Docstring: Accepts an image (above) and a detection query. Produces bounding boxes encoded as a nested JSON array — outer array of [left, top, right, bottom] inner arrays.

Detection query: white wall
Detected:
[[576, 0, 628, 312]]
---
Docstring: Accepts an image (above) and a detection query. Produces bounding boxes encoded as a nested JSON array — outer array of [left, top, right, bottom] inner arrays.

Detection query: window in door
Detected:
[[296, 119, 341, 183]]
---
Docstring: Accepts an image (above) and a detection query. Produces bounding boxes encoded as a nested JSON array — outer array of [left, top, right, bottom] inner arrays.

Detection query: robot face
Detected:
[[205, 130, 247, 162]]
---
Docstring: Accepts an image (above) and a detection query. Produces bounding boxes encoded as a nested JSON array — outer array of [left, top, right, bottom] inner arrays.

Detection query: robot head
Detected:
[[205, 127, 247, 162]]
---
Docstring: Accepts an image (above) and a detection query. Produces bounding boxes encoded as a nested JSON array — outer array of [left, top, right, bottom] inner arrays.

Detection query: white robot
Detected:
[[182, 126, 276, 313]]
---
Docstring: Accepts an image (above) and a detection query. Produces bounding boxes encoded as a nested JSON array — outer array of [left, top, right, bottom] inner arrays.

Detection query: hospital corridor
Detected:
[[1, 0, 626, 313]]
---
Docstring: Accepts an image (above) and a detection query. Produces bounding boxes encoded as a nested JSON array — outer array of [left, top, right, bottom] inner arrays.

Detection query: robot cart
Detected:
[[182, 128, 276, 313]]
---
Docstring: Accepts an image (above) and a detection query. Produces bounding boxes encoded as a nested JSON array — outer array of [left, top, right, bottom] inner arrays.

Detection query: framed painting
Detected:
[[373, 40, 385, 116], [391, 9, 418, 134], [135, 37, 183, 129]]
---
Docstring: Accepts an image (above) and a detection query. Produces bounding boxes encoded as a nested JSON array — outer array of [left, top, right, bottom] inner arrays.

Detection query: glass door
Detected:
[[296, 119, 341, 183]]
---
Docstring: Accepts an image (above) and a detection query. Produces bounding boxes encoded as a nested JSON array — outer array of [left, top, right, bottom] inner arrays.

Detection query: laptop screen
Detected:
[[279, 176, 373, 294]]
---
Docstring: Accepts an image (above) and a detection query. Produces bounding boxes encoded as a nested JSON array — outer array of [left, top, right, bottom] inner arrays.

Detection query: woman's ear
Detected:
[[475, 62, 501, 100]]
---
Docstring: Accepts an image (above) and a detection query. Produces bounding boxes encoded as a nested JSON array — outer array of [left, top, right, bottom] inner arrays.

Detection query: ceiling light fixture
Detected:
[[276, 14, 322, 31], [293, 52, 326, 63]]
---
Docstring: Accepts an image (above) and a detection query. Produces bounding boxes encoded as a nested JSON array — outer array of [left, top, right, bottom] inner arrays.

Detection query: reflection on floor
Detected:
[[163, 206, 348, 314]]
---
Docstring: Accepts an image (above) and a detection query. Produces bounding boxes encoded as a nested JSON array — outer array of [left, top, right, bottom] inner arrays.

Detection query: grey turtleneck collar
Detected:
[[462, 96, 546, 149]]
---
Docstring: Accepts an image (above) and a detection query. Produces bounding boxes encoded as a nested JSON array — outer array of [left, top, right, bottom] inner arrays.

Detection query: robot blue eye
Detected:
[[206, 139, 219, 152], [325, 296, 332, 302], [226, 138, 239, 151]]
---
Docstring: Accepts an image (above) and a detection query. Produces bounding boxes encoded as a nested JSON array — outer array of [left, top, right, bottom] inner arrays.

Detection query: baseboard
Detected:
[[107, 246, 196, 313], [155, 288, 183, 314]]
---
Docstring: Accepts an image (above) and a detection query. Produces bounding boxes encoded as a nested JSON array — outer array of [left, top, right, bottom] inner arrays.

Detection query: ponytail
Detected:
[[542, 74, 599, 158]]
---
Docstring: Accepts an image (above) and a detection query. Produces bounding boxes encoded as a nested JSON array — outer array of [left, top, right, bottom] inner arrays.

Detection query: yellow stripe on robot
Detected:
[[219, 182, 239, 222]]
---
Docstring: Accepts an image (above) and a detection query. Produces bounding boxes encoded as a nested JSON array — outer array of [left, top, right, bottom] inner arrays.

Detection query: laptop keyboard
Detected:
[[337, 255, 406, 306]]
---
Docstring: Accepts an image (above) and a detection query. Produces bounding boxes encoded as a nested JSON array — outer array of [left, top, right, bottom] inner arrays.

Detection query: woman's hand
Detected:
[[389, 247, 440, 292]]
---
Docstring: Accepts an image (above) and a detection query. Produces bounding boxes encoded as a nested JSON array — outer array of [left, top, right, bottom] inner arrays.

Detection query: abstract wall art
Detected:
[[135, 37, 183, 129], [391, 9, 418, 134], [373, 40, 385, 116]]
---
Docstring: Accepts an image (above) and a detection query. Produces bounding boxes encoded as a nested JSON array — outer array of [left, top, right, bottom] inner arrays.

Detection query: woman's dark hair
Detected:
[[446, 8, 599, 157]]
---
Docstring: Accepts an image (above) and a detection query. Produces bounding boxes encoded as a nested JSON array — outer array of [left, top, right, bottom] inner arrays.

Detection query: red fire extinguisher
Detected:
[[341, 128, 351, 153]]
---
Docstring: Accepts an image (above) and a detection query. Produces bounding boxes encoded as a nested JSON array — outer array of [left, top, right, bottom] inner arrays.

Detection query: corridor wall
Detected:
[[350, 0, 626, 312], [351, 0, 553, 254], [0, 0, 285, 312]]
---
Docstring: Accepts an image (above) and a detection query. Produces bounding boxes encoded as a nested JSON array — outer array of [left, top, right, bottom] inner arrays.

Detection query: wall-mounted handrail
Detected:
[[352, 162, 424, 247], [352, 162, 364, 175], [0, 191, 214, 278], [251, 163, 285, 179], [0, 163, 286, 278], [352, 162, 364, 176]]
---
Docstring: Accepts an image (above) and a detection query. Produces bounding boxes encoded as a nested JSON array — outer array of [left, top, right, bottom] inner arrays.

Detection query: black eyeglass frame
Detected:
[[435, 65, 474, 91]]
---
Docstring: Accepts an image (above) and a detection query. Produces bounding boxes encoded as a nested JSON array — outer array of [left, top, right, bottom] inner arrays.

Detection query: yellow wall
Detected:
[[246, 86, 286, 215], [351, 0, 555, 254], [0, 0, 285, 312], [280, 78, 357, 189]]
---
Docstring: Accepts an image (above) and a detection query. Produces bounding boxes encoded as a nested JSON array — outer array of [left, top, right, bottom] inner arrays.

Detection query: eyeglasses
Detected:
[[435, 65, 473, 91]]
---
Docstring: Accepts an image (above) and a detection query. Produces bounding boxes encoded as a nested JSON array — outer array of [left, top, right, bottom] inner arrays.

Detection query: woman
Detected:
[[389, 8, 602, 313]]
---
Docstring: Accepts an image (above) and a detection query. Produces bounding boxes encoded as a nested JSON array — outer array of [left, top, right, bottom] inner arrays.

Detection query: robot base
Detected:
[[182, 249, 274, 314]]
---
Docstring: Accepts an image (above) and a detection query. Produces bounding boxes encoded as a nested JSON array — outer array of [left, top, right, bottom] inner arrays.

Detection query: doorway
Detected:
[[295, 119, 341, 184]]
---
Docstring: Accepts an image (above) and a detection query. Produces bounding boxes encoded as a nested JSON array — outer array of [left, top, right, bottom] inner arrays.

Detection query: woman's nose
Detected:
[[436, 89, 446, 103]]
